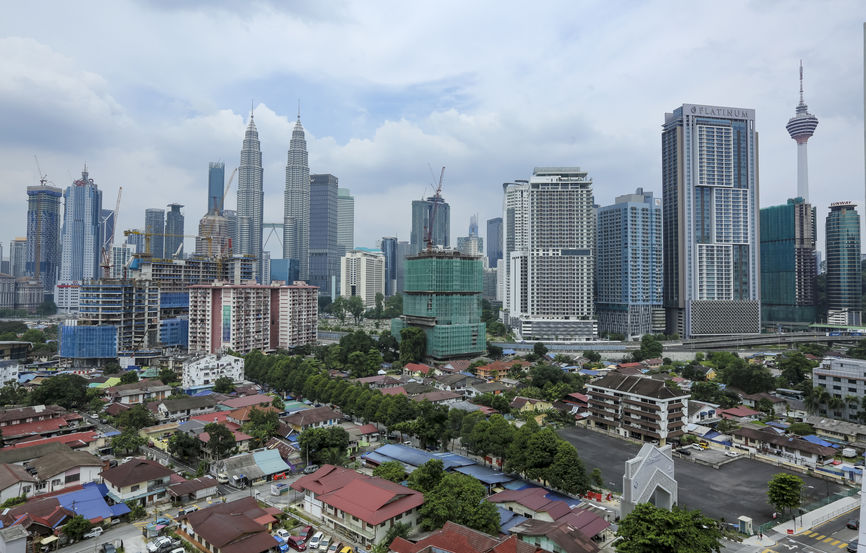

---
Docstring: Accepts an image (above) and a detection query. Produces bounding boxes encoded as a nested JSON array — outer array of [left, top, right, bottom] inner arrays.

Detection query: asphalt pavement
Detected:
[[57, 522, 147, 553], [557, 426, 849, 524], [766, 509, 860, 553]]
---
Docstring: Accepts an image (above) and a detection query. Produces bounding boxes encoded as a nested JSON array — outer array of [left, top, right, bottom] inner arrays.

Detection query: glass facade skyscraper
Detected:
[[337, 188, 354, 258], [26, 183, 62, 294], [486, 217, 503, 268], [662, 104, 761, 337], [165, 203, 184, 259], [309, 174, 339, 296], [144, 208, 165, 259], [238, 113, 264, 279], [380, 236, 397, 296], [410, 196, 450, 255], [284, 115, 310, 280], [208, 162, 225, 215], [825, 202, 861, 324], [60, 168, 103, 283]]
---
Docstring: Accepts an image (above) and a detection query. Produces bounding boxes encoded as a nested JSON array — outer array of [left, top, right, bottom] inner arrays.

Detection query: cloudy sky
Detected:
[[0, 1, 863, 259]]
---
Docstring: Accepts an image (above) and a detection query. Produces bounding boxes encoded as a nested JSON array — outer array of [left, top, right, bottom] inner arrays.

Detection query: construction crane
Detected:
[[424, 166, 445, 251], [124, 229, 216, 260], [101, 186, 122, 278], [220, 167, 238, 213], [32, 155, 50, 282]]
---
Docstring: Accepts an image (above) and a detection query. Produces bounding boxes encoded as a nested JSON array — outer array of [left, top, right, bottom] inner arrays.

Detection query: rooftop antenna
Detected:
[[297, 98, 301, 121]]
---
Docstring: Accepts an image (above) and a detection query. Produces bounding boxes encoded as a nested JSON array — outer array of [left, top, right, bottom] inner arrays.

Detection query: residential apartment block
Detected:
[[340, 248, 385, 308], [182, 354, 245, 389], [811, 357, 866, 422]]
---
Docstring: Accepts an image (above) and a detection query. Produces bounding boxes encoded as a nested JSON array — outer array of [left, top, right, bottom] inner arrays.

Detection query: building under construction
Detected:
[[77, 279, 160, 353], [391, 249, 486, 360]]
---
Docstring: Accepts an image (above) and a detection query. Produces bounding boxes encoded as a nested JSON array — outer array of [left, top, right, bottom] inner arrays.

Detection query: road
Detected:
[[764, 510, 859, 552], [558, 426, 849, 524], [57, 522, 147, 553]]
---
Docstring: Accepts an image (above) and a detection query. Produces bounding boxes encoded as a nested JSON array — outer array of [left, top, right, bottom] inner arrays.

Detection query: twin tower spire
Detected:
[[235, 101, 310, 281]]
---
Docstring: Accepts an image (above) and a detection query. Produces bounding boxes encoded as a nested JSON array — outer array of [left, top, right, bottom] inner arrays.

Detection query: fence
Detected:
[[755, 486, 860, 535]]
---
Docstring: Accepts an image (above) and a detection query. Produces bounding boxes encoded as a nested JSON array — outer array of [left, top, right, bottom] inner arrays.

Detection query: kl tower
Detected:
[[786, 61, 819, 202]]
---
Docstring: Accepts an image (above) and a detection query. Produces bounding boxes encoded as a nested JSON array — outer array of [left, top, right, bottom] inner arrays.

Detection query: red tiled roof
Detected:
[[105, 403, 130, 416], [191, 411, 233, 423], [9, 431, 100, 449], [0, 463, 36, 490], [380, 386, 407, 396], [564, 393, 588, 404], [719, 406, 761, 418], [487, 487, 570, 519], [282, 406, 340, 428], [198, 429, 252, 443], [219, 394, 273, 410], [290, 464, 363, 495], [412, 391, 461, 403], [358, 423, 378, 435], [391, 521, 540, 553], [0, 417, 69, 439], [101, 458, 173, 488], [183, 497, 276, 553], [405, 363, 432, 374], [318, 476, 423, 526]]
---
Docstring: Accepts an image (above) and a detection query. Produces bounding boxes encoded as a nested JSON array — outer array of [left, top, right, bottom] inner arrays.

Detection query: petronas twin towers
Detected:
[[235, 108, 311, 281]]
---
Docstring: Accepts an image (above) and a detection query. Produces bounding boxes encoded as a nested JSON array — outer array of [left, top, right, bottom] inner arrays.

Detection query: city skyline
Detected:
[[0, 3, 863, 259]]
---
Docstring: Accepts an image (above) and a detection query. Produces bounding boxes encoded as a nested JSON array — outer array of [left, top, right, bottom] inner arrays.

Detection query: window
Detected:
[[131, 484, 140, 492]]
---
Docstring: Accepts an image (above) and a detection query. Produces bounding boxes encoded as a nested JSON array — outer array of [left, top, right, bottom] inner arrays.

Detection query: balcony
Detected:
[[623, 398, 661, 410], [623, 406, 661, 420]]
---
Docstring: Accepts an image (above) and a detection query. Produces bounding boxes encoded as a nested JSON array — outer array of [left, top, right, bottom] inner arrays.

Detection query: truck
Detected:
[[271, 482, 290, 496]]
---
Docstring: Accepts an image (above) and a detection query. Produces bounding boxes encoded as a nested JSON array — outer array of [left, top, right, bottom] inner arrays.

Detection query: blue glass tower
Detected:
[[208, 162, 225, 215], [26, 183, 62, 294]]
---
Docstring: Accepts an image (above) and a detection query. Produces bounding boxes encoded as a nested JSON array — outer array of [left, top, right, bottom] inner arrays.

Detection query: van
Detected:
[[309, 532, 323, 550], [216, 473, 229, 484]]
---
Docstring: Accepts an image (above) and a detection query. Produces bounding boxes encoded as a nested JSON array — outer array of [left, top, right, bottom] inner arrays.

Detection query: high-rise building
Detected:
[[760, 198, 817, 325], [270, 258, 300, 285], [78, 280, 160, 352], [165, 204, 184, 259], [110, 244, 135, 279], [340, 248, 385, 308], [208, 162, 226, 215], [503, 168, 596, 341], [395, 240, 410, 293], [309, 174, 339, 296], [125, 228, 145, 254], [786, 62, 819, 203], [391, 250, 486, 359], [457, 215, 484, 258], [188, 281, 318, 354], [284, 114, 310, 280], [337, 188, 354, 257], [144, 208, 165, 259], [826, 202, 861, 325], [26, 182, 62, 294], [380, 236, 398, 296], [410, 196, 450, 255], [223, 210, 238, 249], [10, 238, 27, 278], [60, 167, 103, 283], [238, 112, 264, 278], [596, 188, 663, 338], [662, 104, 761, 337], [100, 209, 115, 267], [195, 213, 231, 258], [0, 243, 7, 275], [486, 217, 503, 269]]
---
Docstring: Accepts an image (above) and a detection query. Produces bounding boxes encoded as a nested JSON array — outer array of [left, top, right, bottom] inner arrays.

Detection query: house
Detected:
[[182, 354, 245, 390], [106, 379, 172, 405], [696, 366, 717, 380], [139, 422, 180, 451], [467, 381, 512, 398], [28, 448, 103, 495], [291, 464, 361, 518], [0, 441, 69, 466], [510, 397, 553, 413], [732, 426, 837, 467], [476, 360, 531, 381], [642, 358, 664, 370], [282, 406, 341, 433], [718, 406, 761, 422], [390, 521, 542, 553], [0, 525, 28, 553], [0, 463, 36, 503], [100, 457, 174, 505], [380, 386, 408, 397], [687, 401, 719, 424], [403, 363, 435, 377], [353, 375, 403, 390], [0, 496, 74, 540], [412, 390, 462, 405], [0, 405, 66, 427], [219, 394, 273, 411], [741, 392, 788, 416], [6, 430, 104, 453], [432, 374, 482, 394], [178, 497, 279, 553], [212, 450, 291, 487], [804, 416, 866, 446], [153, 396, 219, 421], [510, 510, 606, 553], [441, 360, 473, 374], [487, 487, 572, 522], [168, 476, 219, 503]]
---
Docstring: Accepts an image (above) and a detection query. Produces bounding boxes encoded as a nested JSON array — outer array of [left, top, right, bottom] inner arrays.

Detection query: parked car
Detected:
[[319, 535, 331, 552], [340, 546, 354, 553], [101, 544, 117, 553], [168, 549, 186, 553], [275, 537, 290, 553], [308, 532, 323, 550], [303, 464, 320, 474], [724, 451, 739, 458], [328, 542, 340, 553], [83, 527, 104, 539], [299, 525, 313, 540], [678, 448, 691, 456], [147, 536, 174, 553], [848, 538, 858, 553], [847, 519, 859, 530], [288, 536, 308, 551], [276, 529, 292, 541]]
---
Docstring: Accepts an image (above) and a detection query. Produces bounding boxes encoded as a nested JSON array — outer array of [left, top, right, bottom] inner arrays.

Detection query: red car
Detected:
[[288, 536, 307, 551], [299, 526, 313, 540]]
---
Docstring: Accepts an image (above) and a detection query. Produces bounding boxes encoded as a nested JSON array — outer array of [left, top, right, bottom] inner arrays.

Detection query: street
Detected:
[[56, 522, 146, 553], [764, 510, 859, 552]]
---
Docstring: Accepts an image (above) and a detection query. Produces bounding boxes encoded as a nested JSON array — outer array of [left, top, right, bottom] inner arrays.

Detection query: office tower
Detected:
[[502, 168, 596, 341], [786, 62, 819, 202], [60, 167, 103, 282], [826, 202, 861, 325], [271, 258, 300, 285], [165, 204, 184, 259], [760, 198, 817, 325], [391, 250, 485, 359], [596, 188, 663, 338], [309, 174, 339, 296], [208, 162, 226, 214], [337, 188, 354, 256], [662, 104, 761, 337], [340, 248, 385, 308], [380, 236, 398, 296], [100, 209, 115, 267], [10, 239, 27, 278], [188, 281, 318, 354], [238, 112, 264, 278], [395, 240, 410, 293], [0, 243, 7, 275], [410, 195, 450, 254], [223, 210, 238, 248], [26, 182, 62, 293], [110, 244, 135, 279], [486, 217, 503, 268], [144, 208, 165, 259], [196, 213, 231, 258], [284, 113, 310, 280], [125, 228, 145, 254], [457, 215, 484, 258], [260, 252, 271, 285]]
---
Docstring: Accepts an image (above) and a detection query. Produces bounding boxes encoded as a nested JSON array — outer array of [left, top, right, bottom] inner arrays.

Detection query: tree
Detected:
[[299, 426, 350, 465], [788, 422, 814, 436], [615, 503, 723, 553], [533, 341, 548, 359], [272, 395, 285, 411], [112, 428, 147, 455], [347, 295, 366, 325], [203, 423, 236, 459], [103, 360, 121, 375], [213, 376, 235, 394], [399, 327, 426, 364], [62, 515, 92, 541], [119, 371, 139, 384], [715, 418, 739, 434], [383, 294, 403, 319], [778, 352, 814, 386], [36, 300, 57, 316], [406, 458, 444, 493], [0, 383, 29, 406], [546, 441, 590, 495], [632, 334, 663, 362], [374, 292, 385, 319], [126, 501, 147, 521], [371, 522, 411, 553], [373, 461, 407, 483], [767, 473, 803, 518], [331, 296, 347, 323], [113, 404, 156, 431], [242, 408, 280, 447], [584, 350, 601, 363], [590, 467, 604, 489], [378, 332, 400, 363], [158, 367, 179, 385], [30, 374, 89, 409], [21, 328, 45, 343], [168, 431, 202, 462], [419, 473, 499, 534], [486, 341, 503, 359]]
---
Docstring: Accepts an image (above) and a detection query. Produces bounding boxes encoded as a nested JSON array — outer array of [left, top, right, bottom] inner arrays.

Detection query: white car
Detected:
[[319, 535, 331, 551], [83, 527, 104, 539], [309, 532, 323, 550], [147, 537, 174, 553], [276, 529, 291, 541], [724, 451, 740, 457]]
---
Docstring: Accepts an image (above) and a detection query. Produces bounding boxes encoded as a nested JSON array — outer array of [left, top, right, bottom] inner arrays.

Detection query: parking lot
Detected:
[[558, 426, 849, 524]]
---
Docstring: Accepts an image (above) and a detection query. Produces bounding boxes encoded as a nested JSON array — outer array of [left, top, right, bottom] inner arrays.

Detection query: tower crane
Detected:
[[424, 166, 445, 251], [32, 155, 50, 282], [220, 167, 238, 213], [101, 187, 122, 278]]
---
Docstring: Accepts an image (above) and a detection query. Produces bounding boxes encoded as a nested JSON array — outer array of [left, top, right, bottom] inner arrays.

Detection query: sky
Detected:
[[0, 1, 864, 260]]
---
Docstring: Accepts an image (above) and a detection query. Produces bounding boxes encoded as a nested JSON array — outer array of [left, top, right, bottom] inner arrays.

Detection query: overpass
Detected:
[[674, 332, 861, 351]]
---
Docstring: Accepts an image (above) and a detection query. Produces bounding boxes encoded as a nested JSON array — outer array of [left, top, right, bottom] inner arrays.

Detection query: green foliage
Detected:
[[0, 383, 29, 406], [0, 494, 27, 508], [30, 374, 89, 409], [532, 342, 548, 359], [715, 418, 739, 434], [407, 459, 445, 493], [0, 321, 27, 334], [203, 423, 236, 459], [399, 327, 426, 364], [212, 376, 235, 393], [242, 408, 280, 446], [158, 367, 179, 385], [126, 501, 147, 521], [113, 404, 157, 431], [546, 441, 590, 494], [615, 503, 723, 553], [119, 371, 139, 384], [299, 426, 350, 465], [103, 360, 121, 375], [788, 422, 814, 436], [688, 381, 739, 408], [331, 296, 347, 323], [590, 468, 603, 489], [486, 341, 503, 359], [371, 522, 411, 553], [778, 352, 815, 386], [271, 395, 285, 411], [373, 461, 407, 482], [21, 328, 45, 343], [62, 515, 93, 540], [632, 335, 663, 362], [378, 331, 400, 363], [848, 338, 866, 360], [797, 342, 828, 357], [583, 350, 601, 363], [36, 300, 57, 316], [112, 428, 147, 454], [346, 295, 366, 324], [419, 473, 500, 534], [767, 473, 803, 517], [168, 432, 202, 462]]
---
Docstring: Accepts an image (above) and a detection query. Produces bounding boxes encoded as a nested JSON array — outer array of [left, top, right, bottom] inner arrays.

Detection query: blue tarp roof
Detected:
[[502, 479, 535, 491], [498, 506, 528, 533], [579, 369, 601, 376], [454, 464, 513, 484], [57, 483, 130, 521], [545, 490, 583, 507], [253, 449, 291, 475], [502, 349, 516, 355], [369, 444, 474, 470], [766, 421, 790, 429], [103, 430, 121, 438], [803, 434, 837, 448]]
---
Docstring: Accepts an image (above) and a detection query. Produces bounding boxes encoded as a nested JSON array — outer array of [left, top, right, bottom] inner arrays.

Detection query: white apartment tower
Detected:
[[502, 167, 597, 341], [284, 114, 310, 280], [340, 248, 385, 308]]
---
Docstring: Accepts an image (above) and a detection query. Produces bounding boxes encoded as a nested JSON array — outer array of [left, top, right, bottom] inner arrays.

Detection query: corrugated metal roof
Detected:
[[253, 449, 290, 475]]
